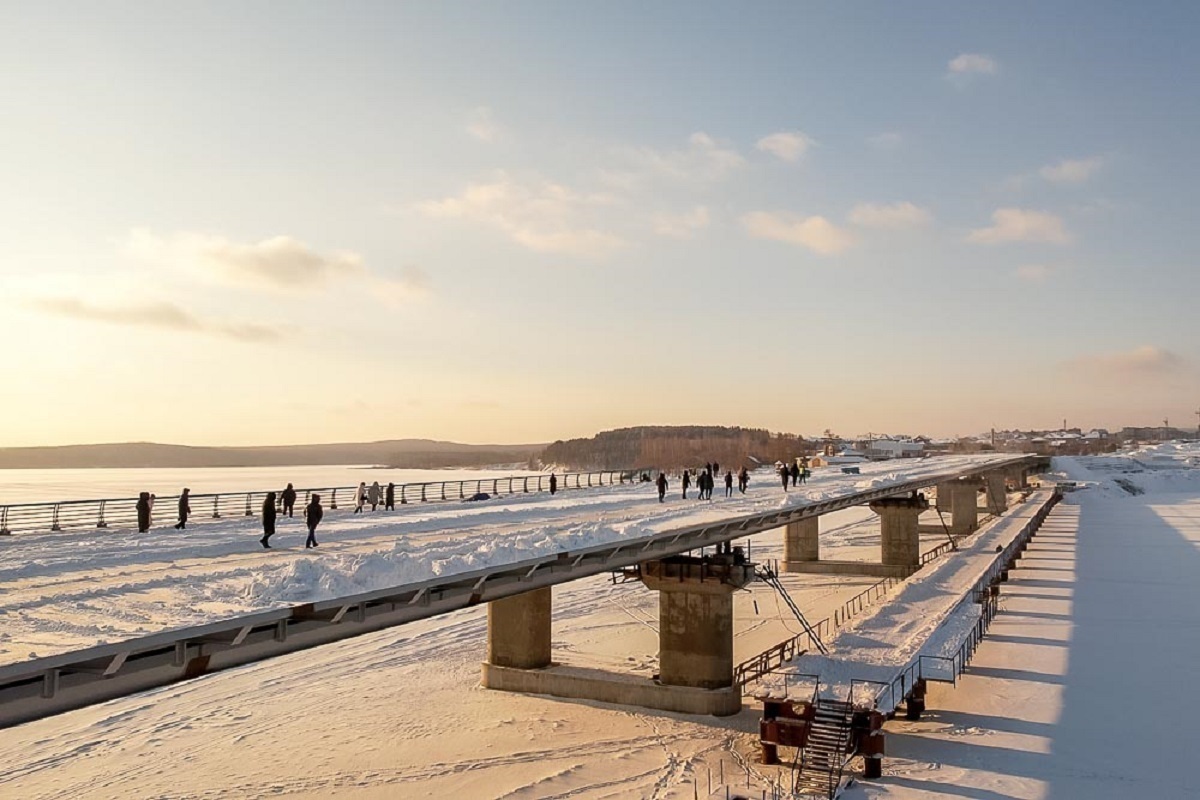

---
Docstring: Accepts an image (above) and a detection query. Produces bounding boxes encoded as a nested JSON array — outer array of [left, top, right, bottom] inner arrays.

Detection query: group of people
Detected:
[[351, 481, 398, 513], [654, 462, 755, 502], [779, 458, 810, 490], [135, 488, 191, 533], [259, 484, 322, 549]]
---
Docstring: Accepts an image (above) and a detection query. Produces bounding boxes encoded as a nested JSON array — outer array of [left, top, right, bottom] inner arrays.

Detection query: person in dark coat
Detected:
[[174, 488, 191, 529], [656, 472, 668, 502], [136, 492, 151, 533], [780, 464, 789, 491], [725, 470, 734, 497], [739, 467, 750, 494], [713, 462, 720, 479], [281, 483, 297, 517], [701, 469, 713, 500], [790, 462, 800, 487], [261, 491, 277, 548], [549, 473, 558, 495], [385, 482, 395, 510], [305, 494, 323, 548], [681, 469, 691, 499]]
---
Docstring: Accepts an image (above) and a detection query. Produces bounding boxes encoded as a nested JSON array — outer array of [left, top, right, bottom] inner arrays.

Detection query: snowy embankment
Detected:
[[0, 455, 1017, 667]]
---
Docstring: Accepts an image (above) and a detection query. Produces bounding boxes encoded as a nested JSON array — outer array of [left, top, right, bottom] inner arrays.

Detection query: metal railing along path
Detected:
[[0, 470, 641, 536], [0, 454, 1042, 727]]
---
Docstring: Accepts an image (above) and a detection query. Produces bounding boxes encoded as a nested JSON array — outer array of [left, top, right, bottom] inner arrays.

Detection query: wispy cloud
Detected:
[[652, 206, 711, 239], [968, 208, 1072, 245], [756, 131, 815, 163], [947, 53, 998, 76], [1040, 156, 1104, 184], [606, 132, 745, 186], [867, 132, 903, 150], [123, 230, 365, 290], [1067, 345, 1189, 381], [466, 106, 500, 142], [741, 211, 854, 255], [28, 297, 283, 342], [418, 172, 623, 257], [1014, 263, 1072, 282], [848, 201, 932, 230]]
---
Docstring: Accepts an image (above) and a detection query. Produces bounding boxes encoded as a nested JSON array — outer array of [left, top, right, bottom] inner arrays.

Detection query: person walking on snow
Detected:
[[353, 482, 366, 513], [136, 492, 151, 533], [739, 467, 750, 494], [549, 473, 558, 495], [725, 470, 734, 497], [368, 481, 381, 511], [174, 489, 190, 529], [656, 472, 668, 502], [261, 491, 277, 548], [385, 482, 395, 510], [790, 462, 800, 487], [281, 483, 297, 517], [780, 465, 789, 492], [305, 494, 324, 548], [681, 469, 691, 499]]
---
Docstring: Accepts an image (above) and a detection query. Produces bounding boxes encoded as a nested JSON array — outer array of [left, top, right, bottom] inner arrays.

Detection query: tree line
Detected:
[[538, 426, 810, 471]]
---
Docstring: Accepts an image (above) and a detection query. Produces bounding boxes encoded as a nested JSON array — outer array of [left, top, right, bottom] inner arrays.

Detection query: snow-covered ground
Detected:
[[6, 447, 1196, 799], [0, 454, 1015, 666]]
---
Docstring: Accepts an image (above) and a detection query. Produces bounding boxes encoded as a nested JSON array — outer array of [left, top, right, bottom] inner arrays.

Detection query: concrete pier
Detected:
[[948, 478, 981, 535], [783, 517, 820, 569], [640, 557, 756, 690], [985, 473, 1008, 515], [871, 494, 930, 569], [485, 587, 551, 669]]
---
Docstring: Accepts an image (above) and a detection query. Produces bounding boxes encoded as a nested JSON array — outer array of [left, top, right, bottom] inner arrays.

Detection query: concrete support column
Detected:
[[935, 481, 955, 512], [783, 517, 819, 566], [641, 559, 755, 690], [1009, 468, 1029, 489], [870, 494, 929, 568], [985, 472, 1008, 515], [487, 587, 551, 669], [948, 479, 981, 535]]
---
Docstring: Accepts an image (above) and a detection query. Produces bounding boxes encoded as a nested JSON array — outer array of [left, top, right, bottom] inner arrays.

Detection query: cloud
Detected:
[[947, 53, 998, 76], [608, 132, 745, 185], [28, 297, 282, 342], [1014, 263, 1075, 282], [653, 206, 711, 239], [1067, 346, 1189, 380], [123, 230, 365, 290], [741, 211, 854, 255], [418, 172, 623, 257], [848, 201, 932, 230], [756, 131, 815, 163], [967, 208, 1072, 245], [867, 132, 903, 150], [466, 106, 500, 142], [1040, 156, 1104, 184], [373, 265, 432, 306]]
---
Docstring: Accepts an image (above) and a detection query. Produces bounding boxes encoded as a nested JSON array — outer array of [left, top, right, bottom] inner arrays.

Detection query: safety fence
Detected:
[[0, 470, 644, 536]]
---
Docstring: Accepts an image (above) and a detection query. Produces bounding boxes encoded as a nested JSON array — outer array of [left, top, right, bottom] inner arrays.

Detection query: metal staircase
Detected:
[[757, 565, 829, 655], [794, 698, 855, 798]]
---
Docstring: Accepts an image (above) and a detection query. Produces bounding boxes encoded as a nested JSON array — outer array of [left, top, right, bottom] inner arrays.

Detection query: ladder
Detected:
[[757, 565, 828, 655], [793, 698, 855, 798]]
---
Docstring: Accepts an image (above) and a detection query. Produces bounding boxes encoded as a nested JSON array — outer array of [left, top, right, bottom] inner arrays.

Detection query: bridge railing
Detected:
[[0, 469, 644, 536]]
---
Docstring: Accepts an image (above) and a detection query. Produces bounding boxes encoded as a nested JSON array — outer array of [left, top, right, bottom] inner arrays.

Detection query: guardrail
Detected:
[[0, 470, 643, 536]]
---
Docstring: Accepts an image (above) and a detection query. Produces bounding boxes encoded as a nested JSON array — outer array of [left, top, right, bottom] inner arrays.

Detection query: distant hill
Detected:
[[0, 440, 545, 470], [540, 426, 809, 471]]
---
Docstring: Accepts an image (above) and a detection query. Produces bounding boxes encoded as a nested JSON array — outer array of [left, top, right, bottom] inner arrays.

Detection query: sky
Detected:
[[2, 1, 1199, 447]]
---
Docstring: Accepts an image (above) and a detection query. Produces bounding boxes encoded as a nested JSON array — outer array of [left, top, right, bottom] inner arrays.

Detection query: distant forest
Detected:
[[539, 426, 810, 471], [0, 440, 544, 470]]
